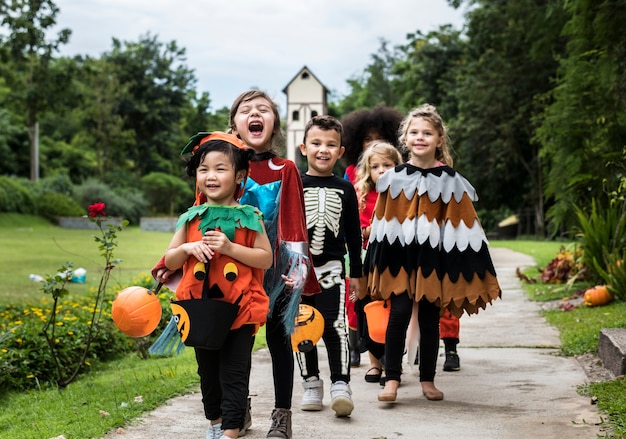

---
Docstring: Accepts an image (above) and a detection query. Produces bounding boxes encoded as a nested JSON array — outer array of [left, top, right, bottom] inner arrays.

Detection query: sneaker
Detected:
[[443, 351, 461, 371], [266, 408, 292, 439], [300, 376, 323, 411], [330, 381, 354, 417], [207, 422, 223, 439], [238, 396, 252, 437]]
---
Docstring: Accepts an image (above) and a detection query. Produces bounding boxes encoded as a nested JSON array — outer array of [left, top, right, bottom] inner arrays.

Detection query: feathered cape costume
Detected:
[[363, 164, 501, 317]]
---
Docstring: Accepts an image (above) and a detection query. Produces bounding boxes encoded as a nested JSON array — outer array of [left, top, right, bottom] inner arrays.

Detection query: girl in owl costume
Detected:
[[362, 104, 501, 403]]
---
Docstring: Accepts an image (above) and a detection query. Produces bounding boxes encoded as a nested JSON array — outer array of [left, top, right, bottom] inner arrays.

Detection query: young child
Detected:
[[352, 142, 402, 383], [163, 132, 273, 439], [295, 115, 362, 417], [341, 105, 404, 369], [154, 91, 319, 439], [361, 104, 501, 403], [231, 90, 320, 439], [341, 105, 405, 184]]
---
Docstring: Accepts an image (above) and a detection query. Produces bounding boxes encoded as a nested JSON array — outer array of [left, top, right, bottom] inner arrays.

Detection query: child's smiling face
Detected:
[[299, 126, 344, 177]]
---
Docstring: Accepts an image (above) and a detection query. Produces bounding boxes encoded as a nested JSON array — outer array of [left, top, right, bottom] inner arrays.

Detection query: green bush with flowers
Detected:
[[0, 203, 174, 395], [0, 273, 173, 395]]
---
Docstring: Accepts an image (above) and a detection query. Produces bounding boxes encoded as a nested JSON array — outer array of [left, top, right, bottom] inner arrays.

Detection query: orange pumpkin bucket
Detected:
[[364, 300, 390, 344], [291, 304, 325, 352], [112, 285, 162, 337]]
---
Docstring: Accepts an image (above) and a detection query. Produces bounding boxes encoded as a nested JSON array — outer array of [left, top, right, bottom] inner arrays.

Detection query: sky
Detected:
[[51, 0, 467, 114]]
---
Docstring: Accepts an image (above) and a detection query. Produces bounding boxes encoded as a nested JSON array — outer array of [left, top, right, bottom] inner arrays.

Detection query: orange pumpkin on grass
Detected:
[[583, 285, 614, 307], [112, 286, 162, 337]]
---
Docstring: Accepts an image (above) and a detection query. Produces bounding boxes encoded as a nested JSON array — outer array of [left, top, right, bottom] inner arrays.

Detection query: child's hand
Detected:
[[349, 277, 361, 302], [281, 274, 296, 289], [186, 241, 214, 263], [203, 230, 232, 255]]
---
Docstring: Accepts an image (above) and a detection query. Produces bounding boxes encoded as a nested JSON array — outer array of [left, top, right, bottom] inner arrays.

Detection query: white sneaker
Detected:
[[301, 376, 323, 411], [206, 422, 223, 439], [330, 381, 354, 417]]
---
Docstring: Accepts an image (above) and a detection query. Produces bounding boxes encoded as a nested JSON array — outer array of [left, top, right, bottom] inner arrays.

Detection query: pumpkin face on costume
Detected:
[[291, 304, 324, 352], [112, 286, 162, 337]]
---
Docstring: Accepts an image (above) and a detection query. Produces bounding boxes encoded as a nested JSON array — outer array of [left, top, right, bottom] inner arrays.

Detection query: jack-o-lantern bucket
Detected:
[[291, 304, 325, 352], [364, 300, 390, 344], [112, 286, 162, 337]]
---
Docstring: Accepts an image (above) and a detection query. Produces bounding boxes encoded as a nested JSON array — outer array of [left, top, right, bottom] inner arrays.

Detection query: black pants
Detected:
[[265, 292, 295, 409], [384, 293, 440, 382], [196, 324, 254, 430]]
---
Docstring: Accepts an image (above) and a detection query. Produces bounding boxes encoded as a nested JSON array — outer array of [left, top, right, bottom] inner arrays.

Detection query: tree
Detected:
[[334, 39, 402, 115], [103, 33, 197, 177], [534, 0, 626, 234], [394, 25, 465, 117], [451, 0, 566, 236], [0, 0, 71, 180], [140, 172, 192, 216]]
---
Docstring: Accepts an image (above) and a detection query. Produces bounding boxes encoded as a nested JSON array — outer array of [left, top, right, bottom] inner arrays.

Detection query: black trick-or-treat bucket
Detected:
[[169, 294, 242, 350]]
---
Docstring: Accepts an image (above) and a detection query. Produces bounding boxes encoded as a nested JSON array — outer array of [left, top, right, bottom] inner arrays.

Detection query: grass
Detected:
[[0, 213, 173, 305], [0, 217, 624, 438], [0, 349, 200, 439]]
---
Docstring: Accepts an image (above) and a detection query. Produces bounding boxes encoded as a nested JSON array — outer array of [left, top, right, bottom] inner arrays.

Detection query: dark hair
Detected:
[[341, 105, 404, 166], [185, 140, 254, 178], [303, 115, 343, 144]]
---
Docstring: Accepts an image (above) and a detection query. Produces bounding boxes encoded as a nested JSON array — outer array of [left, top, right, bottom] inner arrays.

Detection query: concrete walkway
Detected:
[[104, 248, 602, 438]]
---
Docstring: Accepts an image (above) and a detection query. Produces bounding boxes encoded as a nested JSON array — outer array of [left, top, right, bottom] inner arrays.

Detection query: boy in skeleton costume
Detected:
[[295, 116, 363, 418]]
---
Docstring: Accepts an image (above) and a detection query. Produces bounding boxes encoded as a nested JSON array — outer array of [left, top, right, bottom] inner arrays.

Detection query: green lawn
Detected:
[[0, 214, 173, 306]]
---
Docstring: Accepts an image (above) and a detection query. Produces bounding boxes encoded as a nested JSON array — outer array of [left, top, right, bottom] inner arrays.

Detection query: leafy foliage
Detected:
[[141, 172, 193, 216], [574, 199, 626, 284]]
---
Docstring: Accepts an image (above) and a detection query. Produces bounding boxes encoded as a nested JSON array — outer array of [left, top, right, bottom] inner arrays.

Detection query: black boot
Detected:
[[349, 329, 361, 367]]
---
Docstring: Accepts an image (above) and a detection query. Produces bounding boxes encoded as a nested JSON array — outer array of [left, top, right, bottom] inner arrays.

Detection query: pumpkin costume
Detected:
[[174, 204, 269, 332]]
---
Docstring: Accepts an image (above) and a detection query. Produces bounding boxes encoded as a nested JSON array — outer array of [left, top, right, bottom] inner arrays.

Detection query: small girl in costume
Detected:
[[154, 91, 318, 439], [341, 106, 404, 370], [352, 142, 402, 382], [163, 132, 272, 439], [362, 104, 501, 403]]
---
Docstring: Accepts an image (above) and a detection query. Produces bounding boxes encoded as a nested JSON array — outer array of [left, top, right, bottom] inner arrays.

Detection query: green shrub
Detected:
[[35, 192, 85, 220], [575, 199, 626, 284], [0, 296, 133, 393], [141, 172, 193, 216], [36, 174, 75, 196], [0, 176, 36, 214], [0, 276, 174, 395], [73, 179, 149, 224]]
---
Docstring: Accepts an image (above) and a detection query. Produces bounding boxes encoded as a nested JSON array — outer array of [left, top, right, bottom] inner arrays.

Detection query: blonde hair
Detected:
[[398, 103, 453, 166], [354, 142, 402, 210]]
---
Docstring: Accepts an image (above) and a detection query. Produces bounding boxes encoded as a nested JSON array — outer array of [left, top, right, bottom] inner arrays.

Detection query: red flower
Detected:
[[88, 202, 107, 218]]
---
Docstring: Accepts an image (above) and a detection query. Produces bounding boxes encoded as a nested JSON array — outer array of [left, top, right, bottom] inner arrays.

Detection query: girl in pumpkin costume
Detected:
[[155, 91, 319, 439], [362, 104, 501, 403], [164, 133, 272, 439]]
